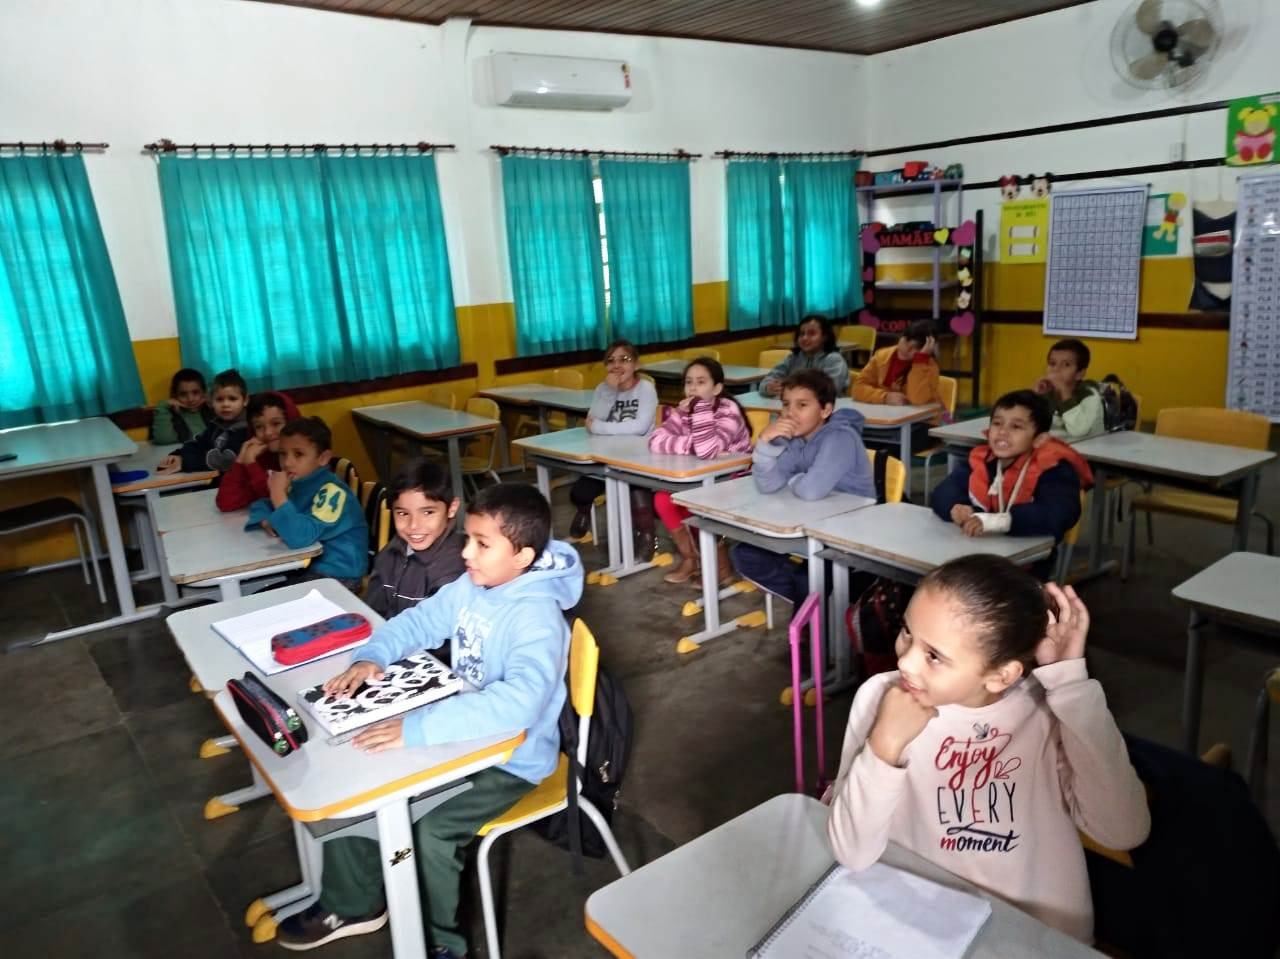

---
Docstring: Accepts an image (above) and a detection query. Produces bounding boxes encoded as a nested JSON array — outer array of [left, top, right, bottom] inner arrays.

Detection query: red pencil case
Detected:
[[271, 613, 372, 666]]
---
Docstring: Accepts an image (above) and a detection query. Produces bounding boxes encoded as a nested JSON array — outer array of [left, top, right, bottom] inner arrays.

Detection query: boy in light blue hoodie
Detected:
[[276, 483, 583, 957], [732, 369, 874, 607]]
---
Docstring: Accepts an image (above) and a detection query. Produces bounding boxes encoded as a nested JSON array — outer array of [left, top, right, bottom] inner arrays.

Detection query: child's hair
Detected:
[[902, 320, 934, 347], [212, 368, 249, 396], [1048, 338, 1090, 371], [780, 368, 837, 408], [469, 483, 551, 559], [919, 554, 1049, 671], [604, 339, 639, 363], [793, 313, 837, 355], [246, 392, 290, 423], [683, 356, 747, 421], [389, 457, 454, 508], [170, 368, 206, 396], [280, 415, 332, 453], [993, 388, 1052, 435]]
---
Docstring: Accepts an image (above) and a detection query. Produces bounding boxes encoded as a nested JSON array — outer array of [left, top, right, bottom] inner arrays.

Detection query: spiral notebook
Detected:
[[748, 861, 991, 959]]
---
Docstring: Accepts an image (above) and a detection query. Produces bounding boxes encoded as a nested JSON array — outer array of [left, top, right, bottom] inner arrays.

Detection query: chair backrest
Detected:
[[359, 479, 379, 509], [332, 456, 361, 494], [865, 449, 905, 503], [682, 347, 719, 361], [551, 368, 584, 390], [838, 324, 877, 352], [1154, 407, 1270, 450], [746, 409, 772, 442], [376, 495, 392, 551], [362, 481, 391, 555], [464, 397, 500, 465], [758, 348, 791, 370], [937, 375, 959, 415], [569, 618, 601, 768], [1062, 490, 1088, 547], [424, 385, 457, 410]]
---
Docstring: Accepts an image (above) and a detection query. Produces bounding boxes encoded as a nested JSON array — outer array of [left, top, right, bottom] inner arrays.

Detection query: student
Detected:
[[245, 416, 367, 590], [150, 367, 214, 445], [853, 320, 942, 454], [732, 369, 874, 606], [649, 357, 753, 585], [759, 314, 851, 396], [276, 484, 583, 956], [215, 390, 300, 511], [156, 368, 250, 474], [1034, 337, 1105, 439], [568, 339, 659, 558], [364, 457, 466, 619], [824, 555, 1150, 944], [929, 389, 1092, 578]]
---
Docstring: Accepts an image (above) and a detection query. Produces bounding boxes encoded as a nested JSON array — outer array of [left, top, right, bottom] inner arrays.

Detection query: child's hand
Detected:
[[1035, 583, 1089, 666], [868, 685, 937, 766], [762, 380, 781, 397], [156, 455, 182, 474], [165, 397, 182, 412], [353, 718, 404, 753], [1033, 377, 1053, 396], [884, 392, 907, 406], [237, 437, 265, 465], [759, 419, 795, 443], [961, 514, 985, 537], [260, 519, 278, 537], [921, 335, 937, 356], [950, 504, 974, 526], [585, 414, 596, 430], [678, 396, 697, 413], [324, 660, 385, 697], [267, 469, 290, 503]]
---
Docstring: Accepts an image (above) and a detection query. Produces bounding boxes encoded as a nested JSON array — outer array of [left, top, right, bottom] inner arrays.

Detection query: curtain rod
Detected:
[[716, 149, 862, 159], [490, 145, 699, 159], [143, 139, 455, 154], [0, 140, 108, 153]]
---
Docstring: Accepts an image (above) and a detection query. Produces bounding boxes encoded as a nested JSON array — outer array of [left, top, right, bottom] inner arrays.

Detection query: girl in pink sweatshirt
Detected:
[[825, 554, 1149, 944], [649, 357, 753, 586]]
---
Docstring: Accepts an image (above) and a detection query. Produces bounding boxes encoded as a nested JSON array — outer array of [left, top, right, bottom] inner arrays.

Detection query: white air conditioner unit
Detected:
[[491, 53, 632, 111]]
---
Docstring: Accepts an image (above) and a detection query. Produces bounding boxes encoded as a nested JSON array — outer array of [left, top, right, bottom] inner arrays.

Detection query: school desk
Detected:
[[804, 503, 1054, 689], [671, 476, 874, 655], [352, 401, 499, 501], [162, 515, 322, 600], [210, 657, 523, 959], [639, 359, 769, 393], [1073, 431, 1276, 574], [1172, 552, 1280, 755], [737, 391, 937, 498], [0, 417, 140, 648], [927, 416, 991, 470], [584, 792, 1101, 959], [477, 384, 595, 434]]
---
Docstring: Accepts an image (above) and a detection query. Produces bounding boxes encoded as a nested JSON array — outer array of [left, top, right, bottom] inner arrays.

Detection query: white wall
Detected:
[[863, 0, 1280, 261], [0, 0, 866, 341]]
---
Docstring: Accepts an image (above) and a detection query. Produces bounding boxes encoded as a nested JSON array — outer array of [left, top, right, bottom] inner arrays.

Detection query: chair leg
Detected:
[[476, 830, 503, 959], [1145, 509, 1154, 547], [78, 512, 108, 603], [765, 592, 774, 631], [578, 800, 632, 876], [71, 521, 90, 585], [1254, 511, 1275, 555], [1122, 509, 1136, 581], [590, 502, 599, 545]]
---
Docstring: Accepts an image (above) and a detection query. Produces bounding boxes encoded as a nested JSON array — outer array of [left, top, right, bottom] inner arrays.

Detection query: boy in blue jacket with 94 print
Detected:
[[246, 416, 366, 591], [276, 483, 584, 956], [731, 369, 875, 607]]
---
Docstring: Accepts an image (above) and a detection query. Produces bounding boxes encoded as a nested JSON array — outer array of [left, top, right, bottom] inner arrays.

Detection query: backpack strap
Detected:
[[561, 613, 585, 874], [873, 449, 888, 505]]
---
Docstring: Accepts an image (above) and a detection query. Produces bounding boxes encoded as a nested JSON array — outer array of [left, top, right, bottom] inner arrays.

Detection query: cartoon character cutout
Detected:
[[1232, 104, 1277, 164], [999, 174, 1021, 202], [1030, 172, 1053, 198], [1153, 192, 1186, 242]]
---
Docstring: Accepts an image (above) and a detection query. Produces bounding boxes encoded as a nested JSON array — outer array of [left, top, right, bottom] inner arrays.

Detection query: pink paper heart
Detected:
[[861, 226, 882, 254], [952, 220, 976, 246], [993, 757, 1022, 780], [950, 311, 975, 336], [862, 267, 875, 282], [858, 309, 879, 328]]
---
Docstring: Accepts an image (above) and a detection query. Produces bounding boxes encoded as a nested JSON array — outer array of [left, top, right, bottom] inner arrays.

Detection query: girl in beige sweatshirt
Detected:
[[825, 555, 1149, 944]]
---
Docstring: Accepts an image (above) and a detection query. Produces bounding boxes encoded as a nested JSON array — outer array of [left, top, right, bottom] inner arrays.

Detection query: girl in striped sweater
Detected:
[[649, 357, 753, 585]]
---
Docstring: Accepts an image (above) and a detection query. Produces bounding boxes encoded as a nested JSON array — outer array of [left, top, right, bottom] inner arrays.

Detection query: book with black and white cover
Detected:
[[295, 651, 463, 736], [748, 861, 991, 959]]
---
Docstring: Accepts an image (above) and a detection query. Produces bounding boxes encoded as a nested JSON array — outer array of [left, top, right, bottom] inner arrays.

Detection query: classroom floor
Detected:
[[2, 451, 1278, 959]]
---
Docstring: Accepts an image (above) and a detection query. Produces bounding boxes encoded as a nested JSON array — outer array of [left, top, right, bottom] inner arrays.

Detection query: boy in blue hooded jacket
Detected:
[[276, 483, 584, 957], [244, 416, 367, 591], [731, 369, 875, 607]]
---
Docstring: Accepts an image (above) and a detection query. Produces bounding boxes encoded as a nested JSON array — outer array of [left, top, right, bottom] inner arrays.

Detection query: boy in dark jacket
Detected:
[[365, 457, 466, 619], [149, 368, 214, 445], [246, 416, 367, 590], [157, 368, 249, 474], [216, 390, 301, 511], [930, 389, 1093, 578]]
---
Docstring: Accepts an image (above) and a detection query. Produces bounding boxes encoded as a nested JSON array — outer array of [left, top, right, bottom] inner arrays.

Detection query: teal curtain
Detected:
[[783, 158, 862, 317], [598, 158, 693, 345], [0, 154, 142, 427], [727, 159, 788, 331], [157, 153, 459, 391], [501, 155, 604, 356]]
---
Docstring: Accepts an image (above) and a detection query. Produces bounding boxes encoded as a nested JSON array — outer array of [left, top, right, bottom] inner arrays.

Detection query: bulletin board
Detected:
[[1226, 171, 1280, 421], [1043, 185, 1148, 340]]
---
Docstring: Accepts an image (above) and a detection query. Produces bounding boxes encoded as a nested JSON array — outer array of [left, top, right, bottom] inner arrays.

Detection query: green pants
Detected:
[[320, 765, 534, 956]]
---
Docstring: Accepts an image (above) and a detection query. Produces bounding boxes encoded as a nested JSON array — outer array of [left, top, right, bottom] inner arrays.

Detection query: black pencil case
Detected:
[[227, 672, 309, 757]]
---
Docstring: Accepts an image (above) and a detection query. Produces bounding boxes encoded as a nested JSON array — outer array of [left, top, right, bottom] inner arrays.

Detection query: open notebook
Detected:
[[296, 651, 463, 736], [749, 861, 992, 959], [211, 589, 368, 675]]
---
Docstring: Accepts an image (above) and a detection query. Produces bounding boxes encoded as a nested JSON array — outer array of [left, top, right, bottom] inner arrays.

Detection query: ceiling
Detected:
[[248, 0, 1095, 55]]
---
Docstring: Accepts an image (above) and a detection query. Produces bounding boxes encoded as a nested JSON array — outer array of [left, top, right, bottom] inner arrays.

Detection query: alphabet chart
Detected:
[[1043, 185, 1148, 340], [1227, 172, 1280, 422]]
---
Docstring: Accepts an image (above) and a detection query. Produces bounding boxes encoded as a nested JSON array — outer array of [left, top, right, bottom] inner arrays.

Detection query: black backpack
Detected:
[[845, 578, 912, 681], [1099, 374, 1138, 432], [531, 659, 633, 871]]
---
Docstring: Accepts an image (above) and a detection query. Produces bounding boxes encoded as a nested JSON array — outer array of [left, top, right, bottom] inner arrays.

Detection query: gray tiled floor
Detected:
[[1, 449, 1277, 958]]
